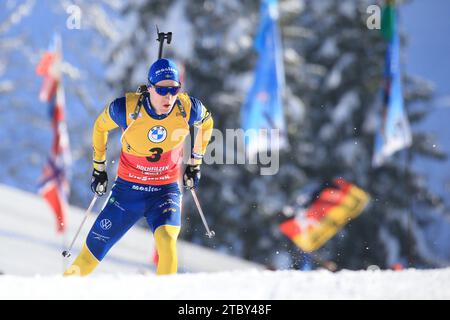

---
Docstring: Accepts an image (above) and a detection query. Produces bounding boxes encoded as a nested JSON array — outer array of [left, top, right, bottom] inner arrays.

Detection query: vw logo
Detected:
[[100, 219, 112, 230], [148, 126, 167, 143]]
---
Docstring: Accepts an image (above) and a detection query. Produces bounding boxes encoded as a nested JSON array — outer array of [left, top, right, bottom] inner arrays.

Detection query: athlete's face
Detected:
[[148, 80, 181, 115]]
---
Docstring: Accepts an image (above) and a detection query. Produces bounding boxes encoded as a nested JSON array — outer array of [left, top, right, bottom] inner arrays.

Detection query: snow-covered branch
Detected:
[[0, 0, 35, 34]]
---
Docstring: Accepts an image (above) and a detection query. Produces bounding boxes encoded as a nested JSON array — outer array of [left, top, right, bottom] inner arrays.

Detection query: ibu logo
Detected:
[[148, 126, 167, 143], [100, 219, 112, 230]]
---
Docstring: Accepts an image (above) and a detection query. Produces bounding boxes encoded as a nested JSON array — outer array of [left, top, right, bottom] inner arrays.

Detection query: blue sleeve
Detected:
[[188, 96, 206, 126], [108, 97, 127, 129]]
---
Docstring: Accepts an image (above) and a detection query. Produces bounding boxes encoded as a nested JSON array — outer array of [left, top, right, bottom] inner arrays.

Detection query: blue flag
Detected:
[[372, 8, 412, 167], [241, 0, 286, 157]]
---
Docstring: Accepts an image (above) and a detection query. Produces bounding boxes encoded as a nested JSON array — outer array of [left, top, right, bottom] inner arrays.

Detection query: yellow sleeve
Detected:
[[92, 104, 119, 164], [191, 108, 214, 165]]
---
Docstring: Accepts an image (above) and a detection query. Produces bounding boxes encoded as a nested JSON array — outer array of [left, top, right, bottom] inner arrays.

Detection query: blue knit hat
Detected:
[[148, 58, 180, 84]]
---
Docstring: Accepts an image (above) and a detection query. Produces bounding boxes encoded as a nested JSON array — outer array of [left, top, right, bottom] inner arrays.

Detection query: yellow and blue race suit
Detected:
[[64, 92, 213, 276]]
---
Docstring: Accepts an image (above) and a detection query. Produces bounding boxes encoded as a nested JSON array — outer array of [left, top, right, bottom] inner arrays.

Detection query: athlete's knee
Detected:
[[85, 235, 110, 262], [154, 225, 180, 248], [63, 244, 99, 277]]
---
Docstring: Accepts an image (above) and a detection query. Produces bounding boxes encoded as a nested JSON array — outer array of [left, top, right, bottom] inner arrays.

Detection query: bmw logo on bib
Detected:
[[148, 126, 167, 143]]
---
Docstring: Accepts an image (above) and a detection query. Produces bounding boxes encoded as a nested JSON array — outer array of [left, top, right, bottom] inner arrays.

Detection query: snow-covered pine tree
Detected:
[[0, 0, 45, 191], [276, 0, 448, 269]]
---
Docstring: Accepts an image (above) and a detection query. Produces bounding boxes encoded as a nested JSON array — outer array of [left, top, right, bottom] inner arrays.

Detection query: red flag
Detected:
[[37, 35, 71, 233], [41, 182, 65, 233], [152, 247, 159, 266], [36, 52, 59, 103]]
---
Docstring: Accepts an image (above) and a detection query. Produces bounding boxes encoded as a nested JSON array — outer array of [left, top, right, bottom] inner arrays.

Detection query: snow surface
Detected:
[[0, 184, 263, 276], [1, 268, 449, 300], [1, 180, 449, 300], [0, 185, 448, 300]]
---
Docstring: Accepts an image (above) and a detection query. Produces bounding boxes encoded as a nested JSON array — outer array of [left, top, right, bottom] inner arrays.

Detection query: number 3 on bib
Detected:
[[146, 147, 163, 162]]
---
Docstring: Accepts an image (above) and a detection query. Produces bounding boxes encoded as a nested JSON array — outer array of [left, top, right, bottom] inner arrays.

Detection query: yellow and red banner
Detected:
[[279, 178, 370, 252]]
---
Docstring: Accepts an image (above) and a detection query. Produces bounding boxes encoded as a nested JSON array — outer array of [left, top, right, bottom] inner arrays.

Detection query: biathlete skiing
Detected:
[[63, 31, 214, 276]]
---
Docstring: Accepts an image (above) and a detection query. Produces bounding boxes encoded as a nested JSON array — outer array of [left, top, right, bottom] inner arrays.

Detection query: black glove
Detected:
[[91, 168, 108, 196], [183, 164, 201, 189]]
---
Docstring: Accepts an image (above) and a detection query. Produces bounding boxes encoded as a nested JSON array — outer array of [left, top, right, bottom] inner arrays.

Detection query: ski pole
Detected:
[[190, 189, 215, 238], [62, 195, 99, 258]]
